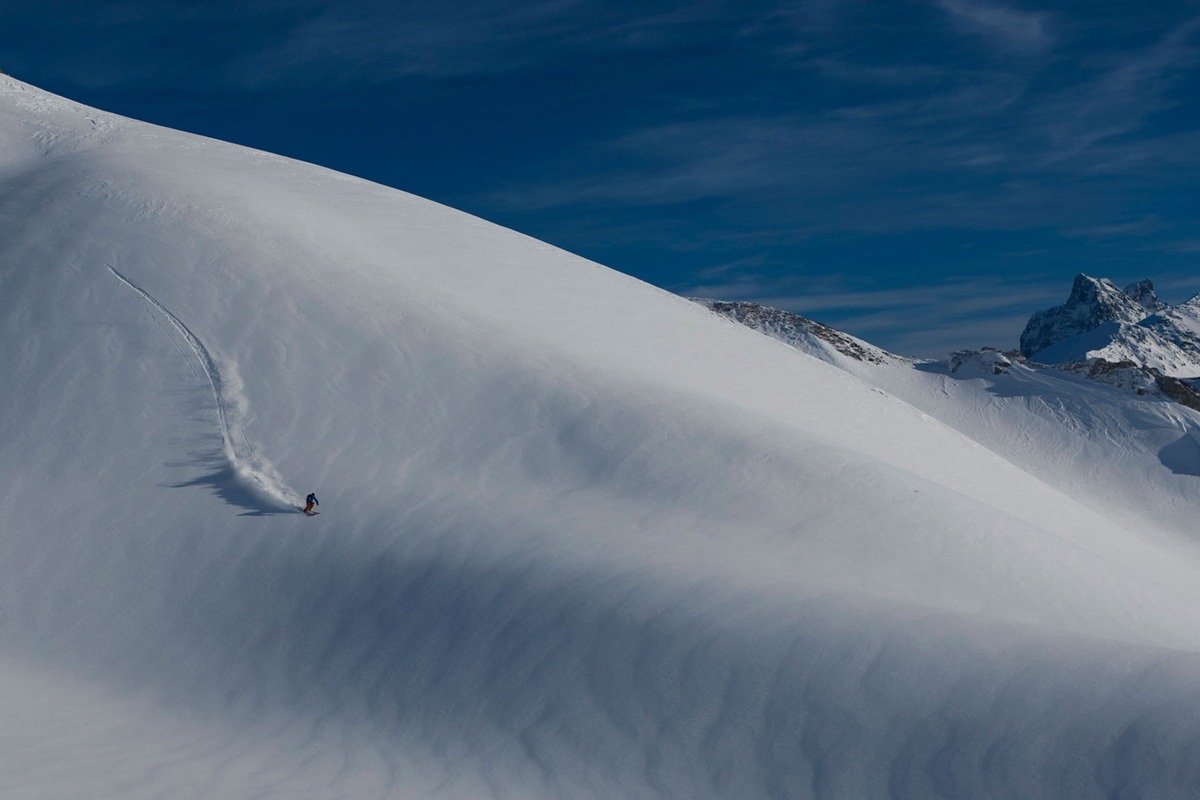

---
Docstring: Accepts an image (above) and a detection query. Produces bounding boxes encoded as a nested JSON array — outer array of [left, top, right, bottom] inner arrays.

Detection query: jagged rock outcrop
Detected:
[[691, 299, 902, 366], [1019, 274, 1162, 359], [1020, 275, 1200, 378], [947, 348, 1022, 376], [1124, 279, 1166, 314]]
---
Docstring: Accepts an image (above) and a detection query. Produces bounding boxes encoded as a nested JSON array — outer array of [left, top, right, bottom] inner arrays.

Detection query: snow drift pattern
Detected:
[[4, 75, 1200, 800]]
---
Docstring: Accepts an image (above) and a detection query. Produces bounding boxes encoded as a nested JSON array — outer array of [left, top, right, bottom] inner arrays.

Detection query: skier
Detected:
[[303, 492, 319, 515]]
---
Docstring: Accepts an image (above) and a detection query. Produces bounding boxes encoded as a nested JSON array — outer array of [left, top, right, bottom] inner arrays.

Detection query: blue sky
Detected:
[[4, 1, 1200, 356]]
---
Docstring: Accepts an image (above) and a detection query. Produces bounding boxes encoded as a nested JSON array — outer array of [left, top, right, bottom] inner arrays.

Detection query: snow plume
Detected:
[[107, 264, 302, 511]]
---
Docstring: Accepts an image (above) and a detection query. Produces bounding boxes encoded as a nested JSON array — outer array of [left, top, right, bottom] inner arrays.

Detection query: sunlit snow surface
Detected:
[[4, 76, 1200, 799]]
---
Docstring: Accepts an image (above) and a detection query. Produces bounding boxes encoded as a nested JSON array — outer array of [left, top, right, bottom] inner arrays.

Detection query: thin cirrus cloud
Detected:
[[936, 0, 1054, 53], [5, 1, 1198, 357], [233, 2, 571, 83], [476, 6, 1200, 240], [1028, 15, 1200, 168], [229, 0, 766, 85], [0, 2, 326, 89], [683, 274, 1067, 357]]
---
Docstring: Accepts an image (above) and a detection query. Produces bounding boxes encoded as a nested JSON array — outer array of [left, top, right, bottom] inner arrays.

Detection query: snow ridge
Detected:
[[692, 298, 904, 367], [107, 264, 301, 511]]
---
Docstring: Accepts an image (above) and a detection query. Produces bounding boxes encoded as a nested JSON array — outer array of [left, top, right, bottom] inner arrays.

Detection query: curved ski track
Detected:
[[107, 264, 300, 510]]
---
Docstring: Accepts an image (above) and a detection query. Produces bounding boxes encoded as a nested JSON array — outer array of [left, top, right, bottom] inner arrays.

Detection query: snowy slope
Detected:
[[700, 299, 1200, 548], [6, 76, 1200, 799]]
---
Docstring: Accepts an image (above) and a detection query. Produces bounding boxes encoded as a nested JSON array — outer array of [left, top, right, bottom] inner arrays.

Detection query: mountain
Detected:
[[1018, 274, 1164, 358], [697, 297, 1200, 533], [7, 75, 1200, 800], [1019, 273, 1200, 376]]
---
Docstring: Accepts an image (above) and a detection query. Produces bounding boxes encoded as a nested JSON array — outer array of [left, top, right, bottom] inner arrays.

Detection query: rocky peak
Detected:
[[1124, 279, 1166, 313], [1019, 274, 1156, 358]]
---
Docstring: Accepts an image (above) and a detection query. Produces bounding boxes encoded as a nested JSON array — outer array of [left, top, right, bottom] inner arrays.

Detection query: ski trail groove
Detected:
[[107, 264, 301, 510]]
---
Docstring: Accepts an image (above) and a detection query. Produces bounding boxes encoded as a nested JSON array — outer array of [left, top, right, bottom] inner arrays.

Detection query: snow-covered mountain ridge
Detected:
[[690, 298, 906, 367], [696, 291, 1200, 538], [8, 75, 1200, 800], [698, 266, 1200, 407], [1019, 273, 1200, 376], [1019, 274, 1165, 358]]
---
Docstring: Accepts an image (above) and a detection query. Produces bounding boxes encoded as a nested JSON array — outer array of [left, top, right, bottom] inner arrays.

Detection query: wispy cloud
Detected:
[[230, 0, 766, 85], [4, 0, 765, 89], [1027, 16, 1200, 166], [1063, 216, 1168, 240], [476, 6, 1200, 246], [936, 0, 1054, 54], [11, 1, 1200, 357], [668, 239, 1200, 358], [681, 273, 1070, 357]]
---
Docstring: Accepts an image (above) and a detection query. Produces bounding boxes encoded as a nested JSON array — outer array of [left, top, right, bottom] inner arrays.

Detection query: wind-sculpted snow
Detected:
[[8, 74, 1200, 799]]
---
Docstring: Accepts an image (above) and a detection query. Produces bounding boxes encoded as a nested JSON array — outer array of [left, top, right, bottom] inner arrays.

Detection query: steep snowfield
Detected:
[[699, 300, 1200, 558], [846, 351, 1200, 544], [6, 76, 1200, 798]]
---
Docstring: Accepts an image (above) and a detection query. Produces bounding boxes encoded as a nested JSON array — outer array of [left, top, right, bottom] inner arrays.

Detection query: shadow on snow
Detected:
[[167, 451, 299, 517]]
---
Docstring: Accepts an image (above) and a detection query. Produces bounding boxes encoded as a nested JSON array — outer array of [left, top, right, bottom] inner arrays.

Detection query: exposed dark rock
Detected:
[[1151, 371, 1200, 412], [1019, 274, 1155, 358], [691, 299, 898, 365]]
